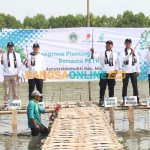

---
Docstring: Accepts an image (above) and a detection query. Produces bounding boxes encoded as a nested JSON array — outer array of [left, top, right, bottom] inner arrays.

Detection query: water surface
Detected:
[[0, 81, 150, 150]]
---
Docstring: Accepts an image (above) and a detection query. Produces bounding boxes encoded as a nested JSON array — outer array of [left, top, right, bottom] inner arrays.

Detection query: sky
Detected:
[[0, 0, 150, 22]]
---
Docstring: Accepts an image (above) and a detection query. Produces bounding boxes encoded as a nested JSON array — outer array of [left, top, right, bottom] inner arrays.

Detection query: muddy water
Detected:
[[0, 82, 150, 150]]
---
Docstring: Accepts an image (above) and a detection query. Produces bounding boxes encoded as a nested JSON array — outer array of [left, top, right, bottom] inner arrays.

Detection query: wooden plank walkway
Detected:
[[42, 106, 123, 150]]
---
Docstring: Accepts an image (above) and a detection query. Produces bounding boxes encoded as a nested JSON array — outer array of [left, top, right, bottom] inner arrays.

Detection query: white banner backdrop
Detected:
[[0, 27, 150, 82]]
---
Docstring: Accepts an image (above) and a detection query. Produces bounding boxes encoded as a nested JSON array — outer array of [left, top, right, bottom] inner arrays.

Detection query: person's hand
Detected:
[[23, 57, 28, 65], [0, 50, 3, 53], [54, 104, 61, 112], [25, 57, 28, 61], [130, 50, 134, 55], [1, 60, 4, 65], [137, 72, 140, 77], [35, 124, 40, 130], [90, 48, 94, 53], [17, 76, 21, 79]]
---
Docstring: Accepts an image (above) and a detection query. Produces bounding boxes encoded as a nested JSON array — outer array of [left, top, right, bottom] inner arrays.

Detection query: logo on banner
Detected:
[[68, 32, 79, 43], [97, 33, 105, 42], [82, 34, 92, 42], [86, 34, 91, 40]]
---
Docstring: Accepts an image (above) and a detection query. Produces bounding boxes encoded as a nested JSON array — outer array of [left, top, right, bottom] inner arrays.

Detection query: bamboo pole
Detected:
[[0, 104, 148, 114], [129, 123, 134, 138], [0, 109, 53, 114], [87, 0, 92, 102], [88, 81, 92, 101], [129, 106, 134, 124], [12, 129, 18, 142], [80, 92, 82, 102], [109, 107, 115, 130], [12, 110, 17, 129], [87, 0, 90, 27]]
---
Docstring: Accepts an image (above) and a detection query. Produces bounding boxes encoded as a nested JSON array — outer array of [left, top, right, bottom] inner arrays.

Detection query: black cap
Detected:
[[33, 43, 40, 48], [7, 42, 14, 47], [125, 38, 132, 43], [106, 40, 113, 45]]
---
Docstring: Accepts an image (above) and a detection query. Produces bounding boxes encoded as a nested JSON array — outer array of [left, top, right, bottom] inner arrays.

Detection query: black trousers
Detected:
[[31, 123, 49, 136], [122, 72, 139, 102], [99, 73, 116, 102], [28, 78, 43, 102]]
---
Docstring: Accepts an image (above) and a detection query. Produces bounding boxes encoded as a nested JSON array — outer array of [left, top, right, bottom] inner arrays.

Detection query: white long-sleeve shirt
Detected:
[[145, 50, 150, 74], [26, 53, 46, 79], [1, 52, 22, 77], [93, 51, 120, 73], [121, 49, 140, 73]]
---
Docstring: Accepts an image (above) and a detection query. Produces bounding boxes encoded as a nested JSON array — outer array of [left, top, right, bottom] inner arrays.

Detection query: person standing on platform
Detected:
[[23, 43, 46, 102], [145, 45, 150, 95], [90, 40, 120, 106], [121, 38, 140, 105], [0, 42, 22, 109]]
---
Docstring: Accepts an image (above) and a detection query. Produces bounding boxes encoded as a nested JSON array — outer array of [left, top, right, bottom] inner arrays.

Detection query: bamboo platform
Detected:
[[0, 100, 149, 112], [42, 106, 123, 150]]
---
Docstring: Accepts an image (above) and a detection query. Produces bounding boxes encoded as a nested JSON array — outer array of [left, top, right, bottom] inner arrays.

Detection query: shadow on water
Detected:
[[0, 113, 50, 150], [1, 110, 150, 149], [0, 133, 47, 150], [0, 82, 150, 149]]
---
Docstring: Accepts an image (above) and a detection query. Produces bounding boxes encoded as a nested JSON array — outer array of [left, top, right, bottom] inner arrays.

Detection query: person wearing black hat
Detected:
[[0, 42, 22, 109], [90, 40, 120, 106], [23, 43, 46, 102], [121, 38, 140, 104]]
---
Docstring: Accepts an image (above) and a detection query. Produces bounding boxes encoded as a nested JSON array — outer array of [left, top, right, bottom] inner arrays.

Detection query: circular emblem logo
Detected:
[[68, 32, 79, 43]]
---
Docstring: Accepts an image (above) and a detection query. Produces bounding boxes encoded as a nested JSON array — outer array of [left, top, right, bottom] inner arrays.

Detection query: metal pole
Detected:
[[87, 0, 90, 27], [87, 0, 91, 101]]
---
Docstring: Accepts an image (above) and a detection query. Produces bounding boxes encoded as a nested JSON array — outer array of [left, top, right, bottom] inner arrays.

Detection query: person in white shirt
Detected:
[[23, 43, 46, 102], [121, 38, 140, 104], [145, 46, 150, 95], [0, 42, 22, 109], [90, 40, 119, 106]]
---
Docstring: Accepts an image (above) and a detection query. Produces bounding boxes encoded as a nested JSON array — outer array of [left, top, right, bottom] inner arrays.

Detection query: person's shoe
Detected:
[[2, 104, 8, 110], [98, 101, 104, 107]]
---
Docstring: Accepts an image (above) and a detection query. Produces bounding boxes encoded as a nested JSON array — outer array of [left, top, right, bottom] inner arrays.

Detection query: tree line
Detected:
[[0, 10, 150, 30]]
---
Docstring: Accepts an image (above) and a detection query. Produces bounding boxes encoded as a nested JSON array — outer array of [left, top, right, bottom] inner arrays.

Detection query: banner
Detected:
[[0, 27, 150, 82]]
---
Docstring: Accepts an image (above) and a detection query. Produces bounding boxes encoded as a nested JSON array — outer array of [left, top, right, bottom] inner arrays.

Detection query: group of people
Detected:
[[0, 42, 55, 136], [0, 42, 46, 109], [91, 38, 150, 106], [1, 38, 150, 136]]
